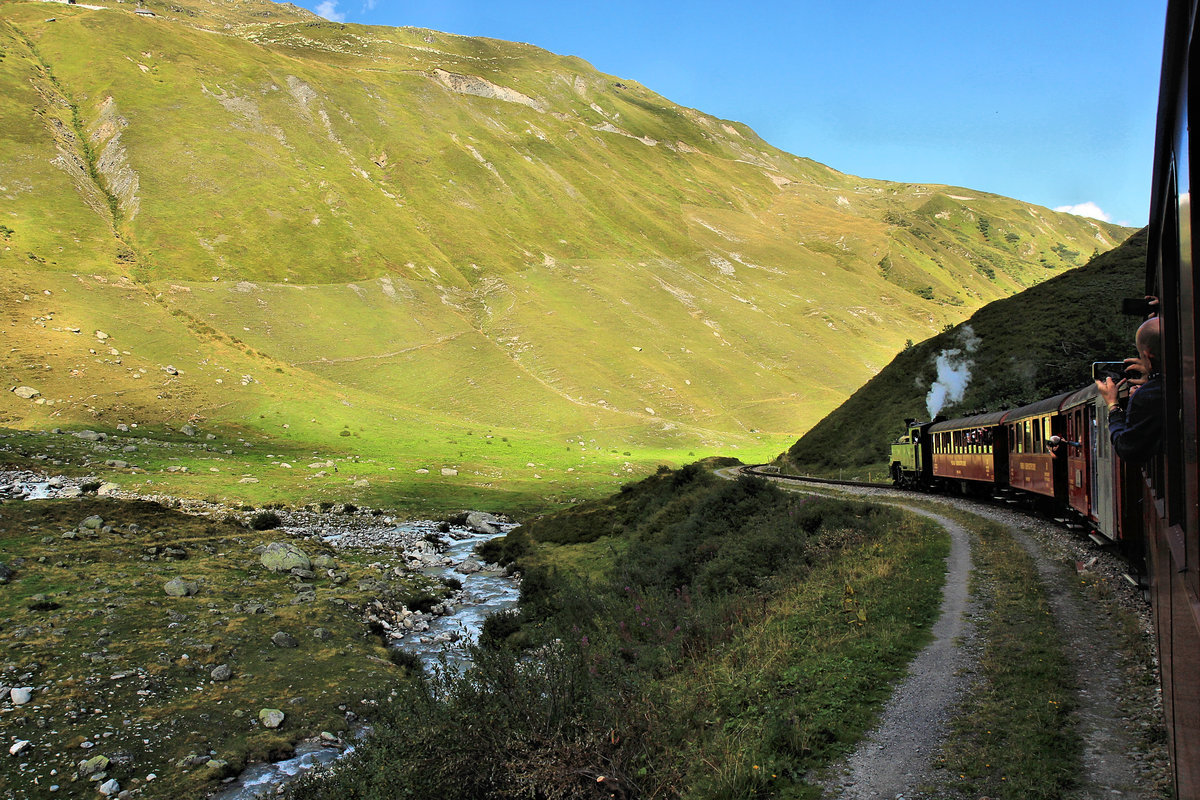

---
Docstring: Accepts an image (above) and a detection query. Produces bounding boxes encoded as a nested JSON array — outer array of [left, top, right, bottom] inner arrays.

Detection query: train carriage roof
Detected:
[[1001, 391, 1075, 423], [929, 410, 1009, 433], [1060, 383, 1100, 410]]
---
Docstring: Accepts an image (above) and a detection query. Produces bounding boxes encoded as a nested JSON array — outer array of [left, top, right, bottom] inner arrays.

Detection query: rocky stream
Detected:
[[0, 470, 521, 800]]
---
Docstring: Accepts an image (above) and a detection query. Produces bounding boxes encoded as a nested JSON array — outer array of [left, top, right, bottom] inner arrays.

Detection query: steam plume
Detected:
[[925, 325, 980, 418]]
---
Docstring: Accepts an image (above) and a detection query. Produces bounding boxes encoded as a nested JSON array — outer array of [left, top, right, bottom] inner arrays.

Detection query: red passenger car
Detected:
[[929, 411, 1007, 490], [1003, 392, 1071, 500]]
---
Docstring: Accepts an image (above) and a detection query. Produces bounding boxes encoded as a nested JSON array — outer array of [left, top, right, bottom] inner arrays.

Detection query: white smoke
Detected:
[[925, 325, 980, 418]]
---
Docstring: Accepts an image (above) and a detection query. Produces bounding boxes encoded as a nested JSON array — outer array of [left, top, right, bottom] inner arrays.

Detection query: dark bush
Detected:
[[405, 589, 442, 614], [386, 647, 424, 674], [478, 609, 523, 649], [476, 527, 530, 567], [249, 510, 281, 530]]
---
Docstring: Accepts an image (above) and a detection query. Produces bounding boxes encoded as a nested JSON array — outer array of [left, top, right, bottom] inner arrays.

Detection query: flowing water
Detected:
[[209, 522, 519, 799]]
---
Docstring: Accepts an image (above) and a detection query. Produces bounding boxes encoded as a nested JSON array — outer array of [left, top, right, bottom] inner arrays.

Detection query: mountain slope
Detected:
[[0, 0, 1135, 505], [778, 229, 1149, 473]]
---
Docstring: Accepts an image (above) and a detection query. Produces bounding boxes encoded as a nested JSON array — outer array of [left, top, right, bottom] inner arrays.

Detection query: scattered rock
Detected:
[[13, 386, 40, 400], [80, 515, 104, 530], [73, 430, 105, 442], [440, 468, 458, 476], [312, 627, 333, 641], [163, 578, 200, 597], [79, 754, 110, 776], [259, 708, 285, 729], [211, 664, 233, 682], [260, 542, 310, 573], [11, 687, 32, 705], [271, 631, 298, 648], [9, 739, 31, 756], [98, 778, 120, 796], [204, 758, 231, 776]]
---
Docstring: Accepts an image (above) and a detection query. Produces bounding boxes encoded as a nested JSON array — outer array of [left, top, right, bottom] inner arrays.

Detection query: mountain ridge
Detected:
[[0, 0, 1135, 506]]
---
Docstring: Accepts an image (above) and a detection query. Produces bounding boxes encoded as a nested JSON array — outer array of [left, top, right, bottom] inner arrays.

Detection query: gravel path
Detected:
[[822, 507, 974, 799], [726, 472, 1170, 799]]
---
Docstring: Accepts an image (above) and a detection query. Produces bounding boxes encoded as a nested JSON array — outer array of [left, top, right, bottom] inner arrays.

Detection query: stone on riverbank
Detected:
[[259, 709, 285, 729], [261, 542, 311, 573], [465, 511, 500, 534]]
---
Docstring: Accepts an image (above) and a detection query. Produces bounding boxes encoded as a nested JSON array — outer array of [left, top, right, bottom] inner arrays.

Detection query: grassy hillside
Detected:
[[779, 229, 1148, 473], [0, 0, 1134, 509]]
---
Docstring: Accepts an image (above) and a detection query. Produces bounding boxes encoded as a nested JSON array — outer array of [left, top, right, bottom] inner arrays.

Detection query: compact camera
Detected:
[[1092, 361, 1131, 382]]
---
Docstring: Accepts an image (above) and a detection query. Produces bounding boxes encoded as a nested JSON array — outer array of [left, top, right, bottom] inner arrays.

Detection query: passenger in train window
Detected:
[[1096, 317, 1164, 464], [1047, 435, 1080, 458]]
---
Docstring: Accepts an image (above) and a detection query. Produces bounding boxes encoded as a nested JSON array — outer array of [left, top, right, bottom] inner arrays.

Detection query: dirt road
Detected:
[[716, 469, 1170, 799]]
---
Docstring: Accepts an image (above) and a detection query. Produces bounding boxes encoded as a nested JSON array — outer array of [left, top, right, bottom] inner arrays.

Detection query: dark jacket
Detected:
[[1108, 373, 1164, 464]]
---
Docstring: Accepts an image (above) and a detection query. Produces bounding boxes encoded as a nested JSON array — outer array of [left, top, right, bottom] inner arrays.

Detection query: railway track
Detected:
[[735, 464, 899, 491]]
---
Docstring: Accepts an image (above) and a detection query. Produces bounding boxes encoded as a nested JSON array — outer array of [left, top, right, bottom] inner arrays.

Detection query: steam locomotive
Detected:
[[890, 2, 1199, 793]]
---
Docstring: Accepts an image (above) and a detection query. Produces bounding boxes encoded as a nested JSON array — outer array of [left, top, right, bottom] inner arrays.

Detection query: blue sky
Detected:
[[289, 1, 1167, 227]]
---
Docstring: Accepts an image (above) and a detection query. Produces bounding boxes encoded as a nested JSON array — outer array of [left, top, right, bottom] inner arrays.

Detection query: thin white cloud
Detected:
[[1053, 201, 1111, 222], [361, 0, 377, 10], [315, 1, 345, 22]]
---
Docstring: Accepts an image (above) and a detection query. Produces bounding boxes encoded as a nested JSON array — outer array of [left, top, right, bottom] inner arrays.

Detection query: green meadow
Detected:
[[0, 0, 1134, 512]]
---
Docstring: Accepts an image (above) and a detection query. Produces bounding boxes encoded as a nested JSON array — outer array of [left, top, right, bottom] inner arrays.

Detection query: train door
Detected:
[[1065, 406, 1090, 517], [1093, 396, 1118, 539]]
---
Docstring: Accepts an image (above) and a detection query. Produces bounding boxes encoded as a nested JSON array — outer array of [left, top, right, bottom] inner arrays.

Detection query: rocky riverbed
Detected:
[[0, 470, 518, 800]]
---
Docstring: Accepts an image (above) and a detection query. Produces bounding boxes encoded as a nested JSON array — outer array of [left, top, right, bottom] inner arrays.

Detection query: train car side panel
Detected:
[[1144, 0, 1199, 792]]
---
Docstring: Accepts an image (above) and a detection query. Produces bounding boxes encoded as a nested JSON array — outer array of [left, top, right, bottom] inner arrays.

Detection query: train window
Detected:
[[1033, 418, 1042, 453], [1024, 420, 1033, 454]]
